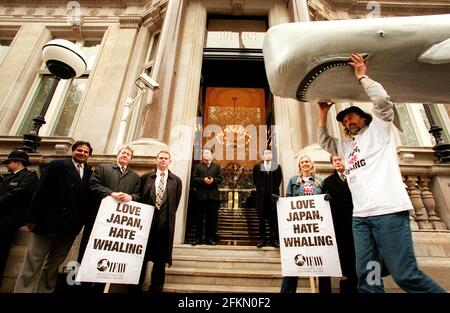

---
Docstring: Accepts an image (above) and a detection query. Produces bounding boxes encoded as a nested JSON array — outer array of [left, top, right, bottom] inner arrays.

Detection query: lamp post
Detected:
[[423, 103, 450, 163], [21, 39, 87, 153]]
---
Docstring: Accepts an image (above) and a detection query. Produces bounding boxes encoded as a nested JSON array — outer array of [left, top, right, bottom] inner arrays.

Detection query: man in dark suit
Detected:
[[252, 149, 282, 248], [78, 145, 141, 292], [0, 150, 39, 286], [79, 145, 141, 263], [191, 148, 223, 245], [321, 155, 358, 293], [137, 150, 182, 293], [14, 141, 93, 293]]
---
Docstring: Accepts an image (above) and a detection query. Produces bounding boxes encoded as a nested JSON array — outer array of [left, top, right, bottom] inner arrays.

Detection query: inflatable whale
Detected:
[[263, 14, 450, 103]]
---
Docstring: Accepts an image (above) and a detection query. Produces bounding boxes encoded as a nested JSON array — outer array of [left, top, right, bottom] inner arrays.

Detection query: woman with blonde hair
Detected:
[[281, 155, 328, 293]]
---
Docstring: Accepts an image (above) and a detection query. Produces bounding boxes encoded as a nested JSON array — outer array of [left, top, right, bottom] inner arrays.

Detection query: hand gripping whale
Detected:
[[263, 14, 450, 103]]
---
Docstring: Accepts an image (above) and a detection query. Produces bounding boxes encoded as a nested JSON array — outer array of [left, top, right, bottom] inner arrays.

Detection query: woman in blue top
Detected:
[[281, 155, 325, 293]]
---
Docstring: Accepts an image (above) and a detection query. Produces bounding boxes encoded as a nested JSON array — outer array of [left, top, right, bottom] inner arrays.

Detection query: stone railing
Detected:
[[405, 175, 448, 230], [399, 147, 450, 231]]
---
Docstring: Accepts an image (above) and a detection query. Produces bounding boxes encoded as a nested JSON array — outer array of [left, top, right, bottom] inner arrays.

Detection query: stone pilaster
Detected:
[[167, 0, 207, 244], [0, 24, 49, 135], [72, 24, 138, 153]]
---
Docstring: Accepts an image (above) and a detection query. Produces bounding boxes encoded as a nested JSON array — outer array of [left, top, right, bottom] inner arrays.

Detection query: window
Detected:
[[0, 39, 12, 64], [15, 40, 100, 137], [143, 31, 160, 76], [126, 31, 160, 142], [396, 103, 434, 147]]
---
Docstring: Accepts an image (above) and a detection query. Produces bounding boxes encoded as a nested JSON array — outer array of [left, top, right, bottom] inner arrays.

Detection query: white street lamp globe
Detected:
[[42, 39, 87, 79]]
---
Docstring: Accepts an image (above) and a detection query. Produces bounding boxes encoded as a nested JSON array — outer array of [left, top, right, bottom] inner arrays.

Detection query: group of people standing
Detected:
[[0, 144, 182, 293], [1, 52, 446, 294]]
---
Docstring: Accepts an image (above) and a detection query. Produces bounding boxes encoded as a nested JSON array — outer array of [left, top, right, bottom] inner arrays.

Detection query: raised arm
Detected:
[[349, 53, 394, 122], [317, 101, 339, 155]]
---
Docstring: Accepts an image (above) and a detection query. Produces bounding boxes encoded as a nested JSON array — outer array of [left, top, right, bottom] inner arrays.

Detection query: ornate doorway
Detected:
[[204, 87, 267, 245]]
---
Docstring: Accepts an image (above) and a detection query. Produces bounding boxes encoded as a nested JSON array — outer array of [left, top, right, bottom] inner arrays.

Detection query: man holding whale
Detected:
[[317, 53, 445, 293]]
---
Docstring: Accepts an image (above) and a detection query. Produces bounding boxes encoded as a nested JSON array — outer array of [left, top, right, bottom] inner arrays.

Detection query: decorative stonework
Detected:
[[112, 8, 125, 16], [5, 8, 14, 15], [46, 8, 56, 16], [148, 6, 163, 27], [25, 8, 36, 15], [89, 8, 99, 16], [119, 16, 142, 29]]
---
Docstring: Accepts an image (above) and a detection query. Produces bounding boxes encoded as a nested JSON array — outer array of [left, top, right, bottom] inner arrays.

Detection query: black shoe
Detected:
[[256, 241, 265, 248], [272, 241, 279, 248], [191, 239, 197, 246], [205, 238, 216, 245]]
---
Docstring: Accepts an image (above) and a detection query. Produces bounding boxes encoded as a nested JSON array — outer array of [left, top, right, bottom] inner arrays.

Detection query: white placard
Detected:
[[277, 194, 342, 277], [76, 196, 154, 284]]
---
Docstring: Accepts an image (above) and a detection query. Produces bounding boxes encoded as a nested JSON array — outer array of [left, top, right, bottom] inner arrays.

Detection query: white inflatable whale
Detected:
[[263, 14, 450, 103]]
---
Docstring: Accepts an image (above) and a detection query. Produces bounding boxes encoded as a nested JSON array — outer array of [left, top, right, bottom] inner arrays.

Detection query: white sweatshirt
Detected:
[[318, 81, 413, 217]]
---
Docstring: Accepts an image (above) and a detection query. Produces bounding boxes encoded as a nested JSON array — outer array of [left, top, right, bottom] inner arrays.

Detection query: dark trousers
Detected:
[[131, 260, 166, 293], [256, 192, 278, 242], [195, 199, 219, 242], [0, 229, 17, 285]]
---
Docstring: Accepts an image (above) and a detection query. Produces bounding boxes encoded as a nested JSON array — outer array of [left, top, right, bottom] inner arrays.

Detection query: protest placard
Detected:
[[76, 196, 154, 284], [277, 194, 342, 277]]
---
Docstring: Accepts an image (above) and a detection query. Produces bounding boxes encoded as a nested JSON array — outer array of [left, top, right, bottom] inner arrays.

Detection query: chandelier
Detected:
[[216, 96, 252, 148]]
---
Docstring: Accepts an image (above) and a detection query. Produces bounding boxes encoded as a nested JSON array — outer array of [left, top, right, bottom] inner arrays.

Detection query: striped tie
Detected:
[[155, 172, 166, 209]]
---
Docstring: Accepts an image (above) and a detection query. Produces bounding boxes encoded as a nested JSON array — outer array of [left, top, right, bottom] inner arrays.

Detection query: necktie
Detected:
[[76, 164, 83, 179], [265, 163, 270, 172], [120, 166, 125, 173], [340, 173, 346, 181], [155, 172, 166, 210]]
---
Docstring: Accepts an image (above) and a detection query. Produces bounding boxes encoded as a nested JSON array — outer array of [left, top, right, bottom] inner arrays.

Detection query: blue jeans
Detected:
[[353, 211, 446, 293]]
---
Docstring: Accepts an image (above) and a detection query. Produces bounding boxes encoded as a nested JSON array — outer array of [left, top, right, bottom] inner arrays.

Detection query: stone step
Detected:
[[217, 225, 261, 229], [173, 244, 280, 258], [172, 255, 281, 271], [218, 216, 259, 222], [165, 267, 311, 288], [163, 283, 314, 293]]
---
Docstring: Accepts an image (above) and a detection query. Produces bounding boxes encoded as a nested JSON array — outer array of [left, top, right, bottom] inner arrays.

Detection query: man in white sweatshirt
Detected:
[[317, 53, 446, 293]]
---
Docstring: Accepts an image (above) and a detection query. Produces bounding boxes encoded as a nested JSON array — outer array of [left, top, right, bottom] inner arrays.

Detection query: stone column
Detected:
[[419, 176, 447, 230], [291, 0, 310, 22], [406, 175, 433, 229], [167, 0, 207, 244], [269, 1, 324, 190], [131, 0, 186, 156], [0, 24, 49, 134]]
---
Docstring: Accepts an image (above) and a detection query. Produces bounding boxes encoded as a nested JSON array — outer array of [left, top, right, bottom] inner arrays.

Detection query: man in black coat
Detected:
[[79, 145, 141, 263], [14, 141, 93, 293], [321, 155, 358, 293], [252, 149, 282, 247], [0, 150, 39, 286], [136, 150, 182, 293], [191, 148, 223, 245]]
